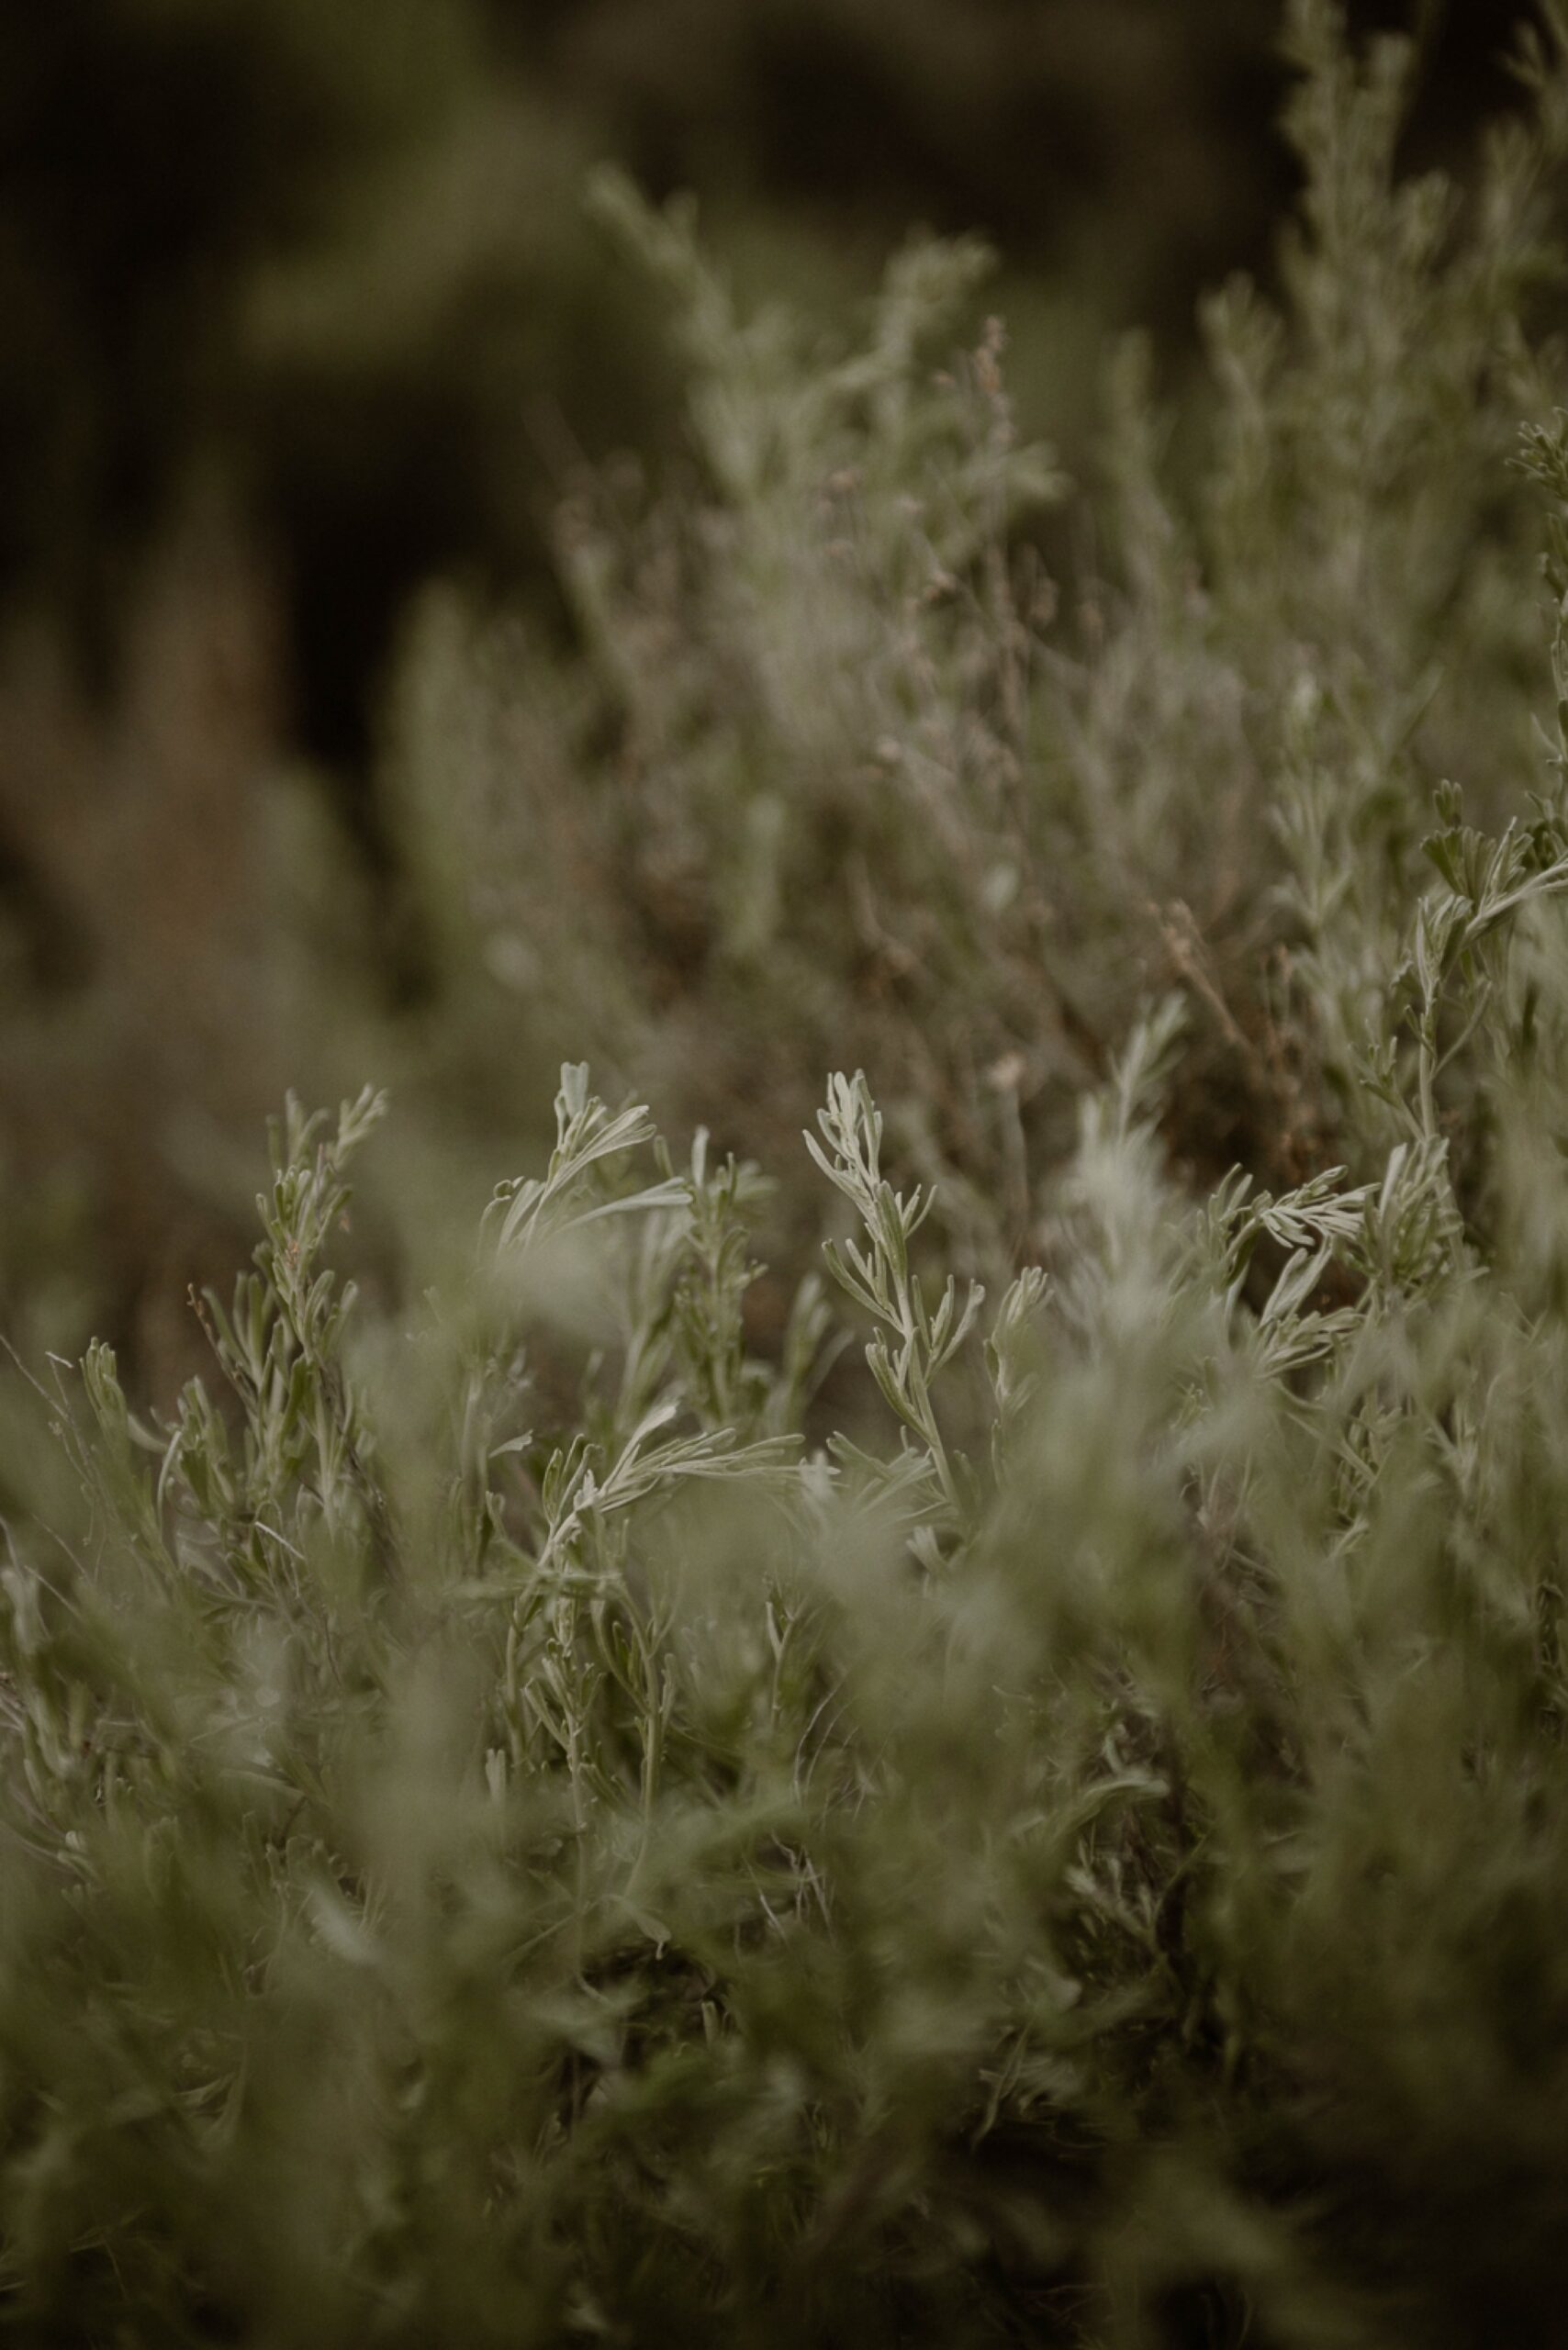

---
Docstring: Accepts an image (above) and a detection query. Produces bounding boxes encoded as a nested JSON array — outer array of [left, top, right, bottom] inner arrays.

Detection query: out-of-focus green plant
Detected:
[[383, 0, 1568, 1294], [13, 6, 1568, 2345], [12, 834, 1568, 2339]]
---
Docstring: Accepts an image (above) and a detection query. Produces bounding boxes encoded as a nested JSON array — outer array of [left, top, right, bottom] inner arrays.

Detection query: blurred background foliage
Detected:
[[0, 0, 1539, 1393]]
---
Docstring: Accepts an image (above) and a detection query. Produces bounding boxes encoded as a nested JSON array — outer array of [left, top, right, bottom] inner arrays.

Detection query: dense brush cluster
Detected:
[[8, 6, 1568, 2343]]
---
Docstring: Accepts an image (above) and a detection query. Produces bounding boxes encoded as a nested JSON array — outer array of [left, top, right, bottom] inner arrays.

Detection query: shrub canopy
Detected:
[[7, 6, 1568, 2343]]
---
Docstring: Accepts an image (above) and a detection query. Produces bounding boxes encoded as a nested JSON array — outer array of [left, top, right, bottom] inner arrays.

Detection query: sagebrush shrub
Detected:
[[8, 6, 1568, 2344]]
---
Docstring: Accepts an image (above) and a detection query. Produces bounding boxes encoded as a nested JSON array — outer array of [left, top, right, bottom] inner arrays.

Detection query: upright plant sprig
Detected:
[[666, 1128, 773, 1435], [806, 1073, 985, 1527], [141, 1083, 393, 1578], [480, 1062, 689, 1260], [1342, 418, 1568, 1169], [479, 1068, 801, 1582], [1401, 785, 1568, 1140], [477, 1068, 801, 1821], [247, 1087, 389, 1540], [451, 1066, 684, 1580]]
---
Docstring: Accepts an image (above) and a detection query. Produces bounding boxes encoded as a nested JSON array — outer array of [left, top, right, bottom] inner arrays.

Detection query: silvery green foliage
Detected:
[[6, 889, 1568, 2344], [382, 140, 1070, 1275], [11, 8, 1568, 2345], [376, 0, 1568, 1312]]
